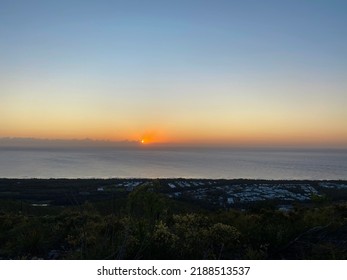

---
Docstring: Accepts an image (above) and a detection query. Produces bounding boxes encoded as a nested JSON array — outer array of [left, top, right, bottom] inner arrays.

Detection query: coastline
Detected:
[[1, 178, 346, 208]]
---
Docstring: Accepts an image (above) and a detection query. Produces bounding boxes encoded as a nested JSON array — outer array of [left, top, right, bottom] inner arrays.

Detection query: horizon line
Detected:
[[0, 137, 346, 150]]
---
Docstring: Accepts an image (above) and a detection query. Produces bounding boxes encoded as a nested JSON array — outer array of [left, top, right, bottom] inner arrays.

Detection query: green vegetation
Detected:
[[0, 180, 346, 260]]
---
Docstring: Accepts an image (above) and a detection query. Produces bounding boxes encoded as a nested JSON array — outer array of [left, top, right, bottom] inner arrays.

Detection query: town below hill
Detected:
[[0, 178, 346, 210], [1, 178, 346, 260]]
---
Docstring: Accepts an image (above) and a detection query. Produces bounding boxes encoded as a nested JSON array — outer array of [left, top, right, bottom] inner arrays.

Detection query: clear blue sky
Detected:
[[1, 0, 346, 146]]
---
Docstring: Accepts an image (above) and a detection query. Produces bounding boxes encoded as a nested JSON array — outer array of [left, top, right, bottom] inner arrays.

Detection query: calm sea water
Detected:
[[0, 147, 346, 179]]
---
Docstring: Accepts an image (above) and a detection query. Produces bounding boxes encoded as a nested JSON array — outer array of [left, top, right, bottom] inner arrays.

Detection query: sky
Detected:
[[1, 0, 346, 147]]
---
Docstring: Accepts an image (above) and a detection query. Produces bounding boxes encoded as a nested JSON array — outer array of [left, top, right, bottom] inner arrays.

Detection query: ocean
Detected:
[[0, 147, 346, 179]]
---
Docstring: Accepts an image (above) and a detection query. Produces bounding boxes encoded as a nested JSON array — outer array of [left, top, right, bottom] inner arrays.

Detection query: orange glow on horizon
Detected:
[[133, 129, 171, 145], [1, 118, 347, 148], [1, 131, 347, 148]]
